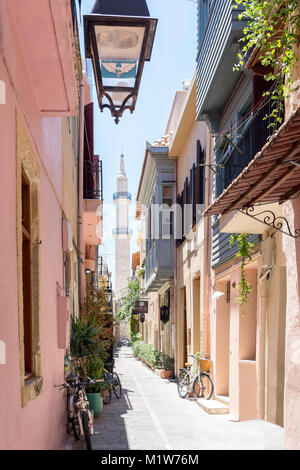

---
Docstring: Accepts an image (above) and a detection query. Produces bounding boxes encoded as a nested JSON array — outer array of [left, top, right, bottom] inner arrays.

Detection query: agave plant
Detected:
[[70, 315, 104, 359]]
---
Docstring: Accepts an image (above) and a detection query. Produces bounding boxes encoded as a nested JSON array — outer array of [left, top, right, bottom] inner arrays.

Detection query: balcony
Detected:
[[215, 96, 283, 197], [211, 98, 283, 266], [144, 239, 174, 292], [196, 0, 246, 126], [84, 158, 103, 201], [83, 158, 103, 246], [7, 0, 79, 116]]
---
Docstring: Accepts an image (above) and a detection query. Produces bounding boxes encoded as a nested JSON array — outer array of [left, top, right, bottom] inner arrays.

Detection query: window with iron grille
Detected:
[[176, 140, 206, 244]]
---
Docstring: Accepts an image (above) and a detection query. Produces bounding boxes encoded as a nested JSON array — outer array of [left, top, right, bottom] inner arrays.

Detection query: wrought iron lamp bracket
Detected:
[[242, 206, 300, 240], [100, 91, 137, 124]]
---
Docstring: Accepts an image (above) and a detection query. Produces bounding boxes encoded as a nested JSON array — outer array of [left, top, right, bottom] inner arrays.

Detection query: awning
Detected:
[[204, 107, 300, 217]]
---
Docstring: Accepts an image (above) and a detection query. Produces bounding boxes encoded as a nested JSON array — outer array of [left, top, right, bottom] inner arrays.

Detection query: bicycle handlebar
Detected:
[[55, 377, 105, 390]]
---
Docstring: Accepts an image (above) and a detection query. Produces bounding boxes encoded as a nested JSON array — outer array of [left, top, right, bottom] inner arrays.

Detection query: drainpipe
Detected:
[[78, 77, 85, 316], [257, 232, 271, 420], [173, 158, 178, 375], [203, 127, 211, 357]]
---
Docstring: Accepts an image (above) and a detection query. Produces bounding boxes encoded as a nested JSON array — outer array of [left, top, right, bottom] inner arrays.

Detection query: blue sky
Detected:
[[79, 0, 198, 285]]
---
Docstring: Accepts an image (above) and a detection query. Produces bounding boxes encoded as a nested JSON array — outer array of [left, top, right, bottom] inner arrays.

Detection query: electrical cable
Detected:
[[213, 81, 278, 138]]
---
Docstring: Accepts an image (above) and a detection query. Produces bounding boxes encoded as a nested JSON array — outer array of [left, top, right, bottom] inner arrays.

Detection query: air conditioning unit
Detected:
[[62, 220, 73, 253]]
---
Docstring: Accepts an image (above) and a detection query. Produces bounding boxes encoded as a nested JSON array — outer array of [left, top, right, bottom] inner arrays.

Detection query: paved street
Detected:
[[62, 346, 284, 451]]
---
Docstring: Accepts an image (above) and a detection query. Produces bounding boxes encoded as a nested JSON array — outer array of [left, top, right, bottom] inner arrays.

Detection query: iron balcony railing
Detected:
[[144, 238, 174, 291], [216, 97, 284, 195], [84, 159, 103, 200]]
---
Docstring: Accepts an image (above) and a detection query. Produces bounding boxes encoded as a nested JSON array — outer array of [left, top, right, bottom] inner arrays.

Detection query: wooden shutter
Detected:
[[196, 140, 205, 205], [84, 102, 94, 198], [192, 164, 196, 225]]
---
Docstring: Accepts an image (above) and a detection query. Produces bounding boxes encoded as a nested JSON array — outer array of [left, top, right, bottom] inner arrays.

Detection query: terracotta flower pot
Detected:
[[161, 370, 172, 379]]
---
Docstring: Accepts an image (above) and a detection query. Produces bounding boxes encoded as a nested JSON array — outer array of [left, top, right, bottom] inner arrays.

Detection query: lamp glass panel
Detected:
[[94, 25, 146, 88], [103, 91, 133, 108]]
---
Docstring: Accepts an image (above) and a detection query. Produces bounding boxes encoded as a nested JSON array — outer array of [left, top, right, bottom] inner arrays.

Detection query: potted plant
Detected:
[[69, 315, 109, 419], [85, 355, 105, 419], [159, 353, 173, 379]]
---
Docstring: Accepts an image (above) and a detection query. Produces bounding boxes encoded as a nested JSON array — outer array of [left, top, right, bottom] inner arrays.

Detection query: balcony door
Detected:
[[215, 279, 230, 398]]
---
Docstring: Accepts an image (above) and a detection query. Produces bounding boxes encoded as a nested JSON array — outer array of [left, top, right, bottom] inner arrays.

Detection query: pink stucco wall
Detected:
[[0, 0, 74, 449], [282, 199, 300, 450]]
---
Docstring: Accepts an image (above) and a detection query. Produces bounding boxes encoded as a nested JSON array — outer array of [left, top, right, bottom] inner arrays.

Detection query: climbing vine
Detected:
[[230, 233, 254, 316], [116, 279, 140, 321], [234, 0, 300, 125]]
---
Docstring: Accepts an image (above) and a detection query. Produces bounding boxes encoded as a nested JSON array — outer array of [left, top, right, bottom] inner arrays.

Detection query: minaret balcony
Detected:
[[113, 192, 132, 201], [113, 228, 133, 239]]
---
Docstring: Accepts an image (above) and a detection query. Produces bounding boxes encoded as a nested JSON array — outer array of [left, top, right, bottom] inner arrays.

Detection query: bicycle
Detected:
[[56, 358, 100, 450], [177, 354, 214, 401], [101, 361, 122, 405]]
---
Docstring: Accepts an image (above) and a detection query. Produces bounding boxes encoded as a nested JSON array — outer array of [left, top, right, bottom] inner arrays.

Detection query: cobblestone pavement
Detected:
[[62, 346, 284, 450]]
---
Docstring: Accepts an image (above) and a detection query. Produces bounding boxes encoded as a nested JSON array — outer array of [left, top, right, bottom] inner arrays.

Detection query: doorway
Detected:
[[193, 277, 200, 354], [183, 287, 188, 365], [215, 279, 230, 397]]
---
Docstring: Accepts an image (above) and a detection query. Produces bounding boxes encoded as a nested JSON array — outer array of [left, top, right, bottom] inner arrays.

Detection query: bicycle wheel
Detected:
[[81, 410, 92, 450], [102, 381, 112, 405], [71, 416, 80, 440], [112, 372, 122, 399], [193, 372, 214, 400], [177, 369, 189, 398]]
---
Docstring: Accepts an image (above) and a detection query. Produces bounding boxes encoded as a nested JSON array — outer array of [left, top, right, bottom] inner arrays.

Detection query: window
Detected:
[[177, 141, 206, 244], [22, 171, 33, 379], [196, 140, 205, 206], [17, 112, 42, 406], [161, 185, 173, 238]]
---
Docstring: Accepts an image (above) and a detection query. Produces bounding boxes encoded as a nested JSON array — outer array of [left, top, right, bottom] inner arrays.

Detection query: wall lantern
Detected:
[[139, 313, 145, 323], [160, 305, 169, 325], [105, 287, 113, 305], [84, 0, 157, 124]]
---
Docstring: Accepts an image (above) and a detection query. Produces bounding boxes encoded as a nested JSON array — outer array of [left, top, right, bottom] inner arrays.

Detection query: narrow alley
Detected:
[[63, 347, 284, 451], [2, 0, 300, 452]]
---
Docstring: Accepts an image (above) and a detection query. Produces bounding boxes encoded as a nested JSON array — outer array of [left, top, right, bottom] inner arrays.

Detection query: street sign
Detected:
[[135, 300, 148, 314]]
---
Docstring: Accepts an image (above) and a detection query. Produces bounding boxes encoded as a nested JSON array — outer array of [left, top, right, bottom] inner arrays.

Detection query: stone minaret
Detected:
[[114, 155, 131, 339]]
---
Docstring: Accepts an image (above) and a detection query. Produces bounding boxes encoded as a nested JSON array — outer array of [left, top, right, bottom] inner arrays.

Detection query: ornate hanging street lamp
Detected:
[[84, 0, 157, 124], [160, 305, 170, 325], [139, 313, 145, 323], [105, 286, 113, 306]]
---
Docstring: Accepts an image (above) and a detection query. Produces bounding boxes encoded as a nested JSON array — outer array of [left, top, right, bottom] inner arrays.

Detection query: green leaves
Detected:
[[116, 279, 140, 321], [70, 315, 104, 359], [132, 341, 173, 370], [230, 233, 254, 316], [234, 0, 300, 125]]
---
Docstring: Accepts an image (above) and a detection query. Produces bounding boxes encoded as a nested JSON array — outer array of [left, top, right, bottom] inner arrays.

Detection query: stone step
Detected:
[[215, 395, 230, 406], [196, 398, 229, 415]]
